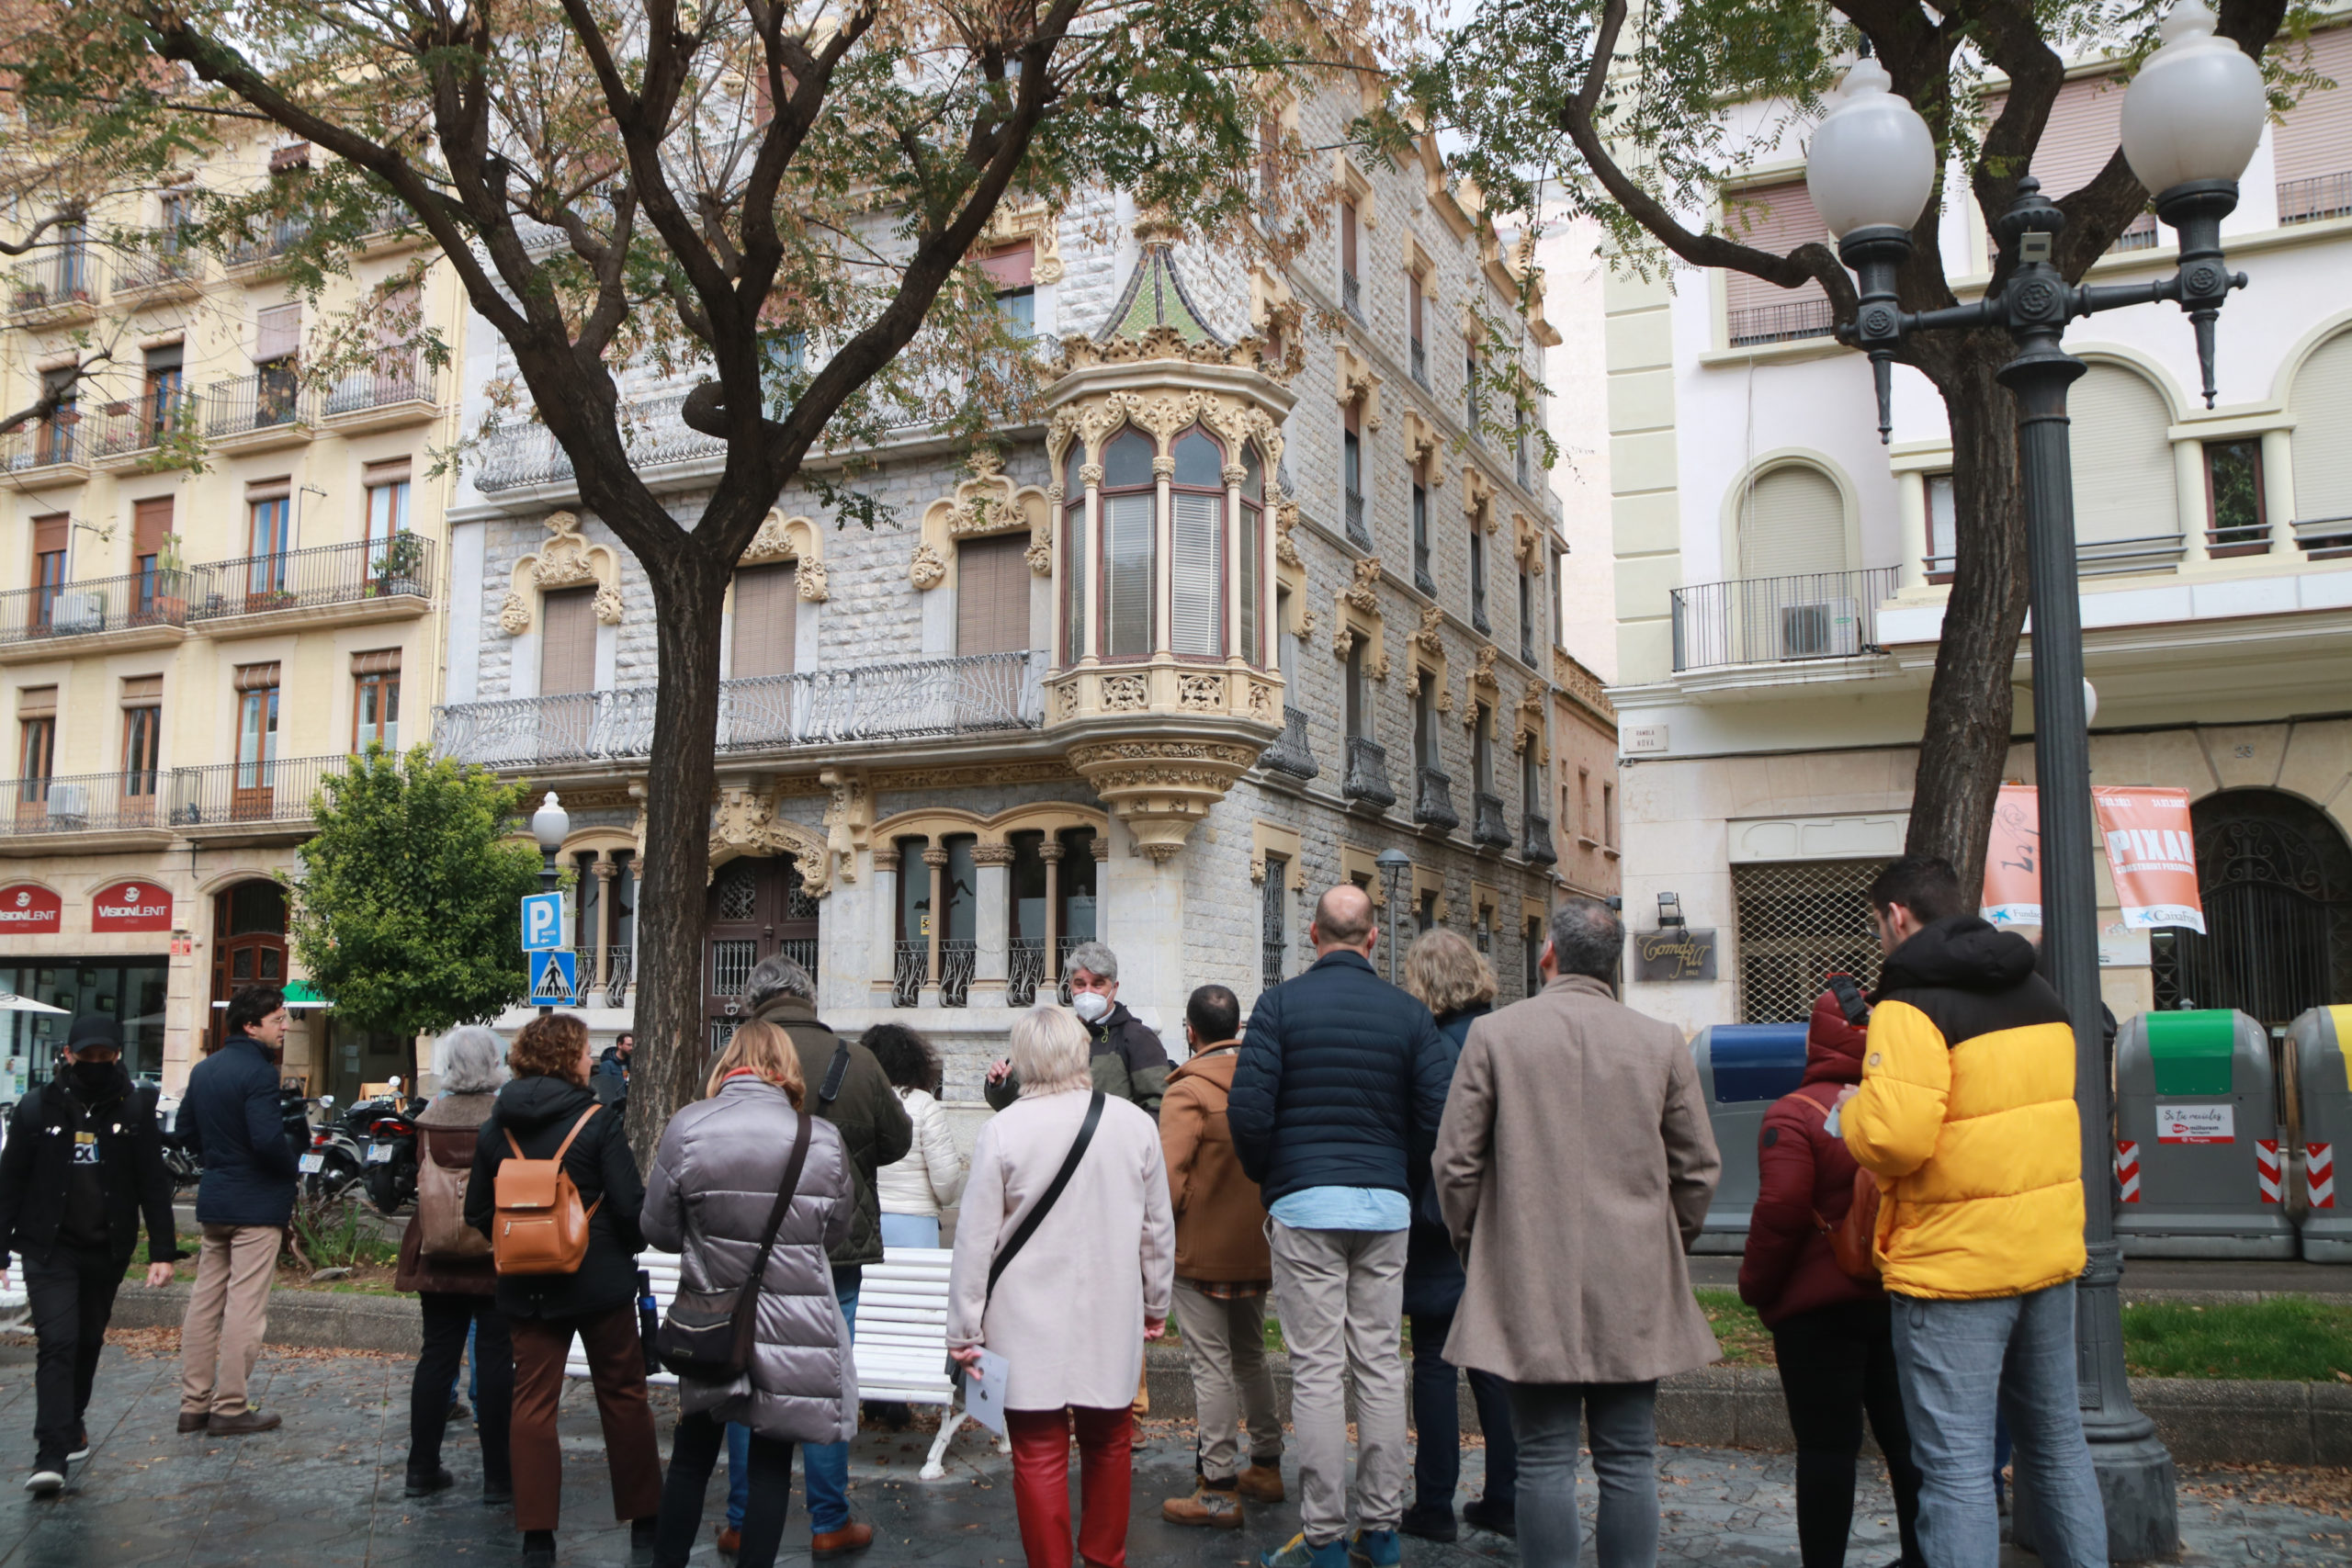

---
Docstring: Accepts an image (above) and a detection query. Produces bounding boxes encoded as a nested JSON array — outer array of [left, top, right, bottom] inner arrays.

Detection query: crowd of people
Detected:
[[0, 852, 2112, 1568]]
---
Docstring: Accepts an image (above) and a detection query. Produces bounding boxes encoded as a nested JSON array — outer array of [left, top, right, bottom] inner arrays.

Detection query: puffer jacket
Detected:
[[751, 994, 910, 1274], [1738, 993, 1881, 1328], [396, 1089, 499, 1297], [640, 1076, 857, 1444], [876, 1087, 966, 1219], [467, 1074, 647, 1321], [1228, 948, 1453, 1208], [1404, 1004, 1487, 1317], [983, 1001, 1171, 1116], [1844, 915, 2086, 1301]]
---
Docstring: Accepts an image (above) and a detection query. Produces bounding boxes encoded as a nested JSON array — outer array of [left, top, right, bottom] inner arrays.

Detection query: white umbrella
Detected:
[[0, 993, 66, 1016]]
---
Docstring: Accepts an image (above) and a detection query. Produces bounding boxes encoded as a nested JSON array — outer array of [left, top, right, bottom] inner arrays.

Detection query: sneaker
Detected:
[[1399, 1505, 1457, 1542], [1463, 1496, 1517, 1540], [1161, 1482, 1245, 1529], [67, 1427, 90, 1462], [24, 1464, 63, 1497], [1348, 1529, 1401, 1568], [1236, 1463, 1286, 1504], [1261, 1534, 1349, 1568], [628, 1517, 659, 1568]]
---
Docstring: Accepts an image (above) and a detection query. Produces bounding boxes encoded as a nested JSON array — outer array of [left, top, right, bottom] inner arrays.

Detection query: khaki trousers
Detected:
[[1171, 1280, 1283, 1482], [1269, 1221, 1409, 1545], [179, 1224, 279, 1416]]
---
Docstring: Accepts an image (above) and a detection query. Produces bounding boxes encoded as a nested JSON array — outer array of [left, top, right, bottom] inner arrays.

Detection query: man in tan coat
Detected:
[[1159, 984, 1284, 1529], [1433, 897, 1722, 1568]]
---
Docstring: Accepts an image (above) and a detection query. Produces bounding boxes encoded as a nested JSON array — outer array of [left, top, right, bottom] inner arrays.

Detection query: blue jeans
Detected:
[[1890, 1282, 2106, 1568], [728, 1286, 860, 1534], [1408, 1310, 1516, 1521]]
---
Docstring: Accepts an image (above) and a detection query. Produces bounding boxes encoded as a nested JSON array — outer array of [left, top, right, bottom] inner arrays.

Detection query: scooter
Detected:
[[298, 1092, 366, 1201], [359, 1103, 420, 1214], [153, 1090, 202, 1194]]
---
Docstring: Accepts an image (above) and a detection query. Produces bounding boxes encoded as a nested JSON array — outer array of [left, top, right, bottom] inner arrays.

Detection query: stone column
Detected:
[[971, 842, 1013, 1008], [2262, 427, 2299, 558], [1154, 454, 1176, 656], [1081, 463, 1104, 662], [921, 846, 949, 1009], [1225, 465, 1247, 660], [1040, 840, 1065, 985], [1093, 822, 1182, 1061], [2174, 439, 2211, 567], [871, 846, 900, 1007], [593, 856, 616, 994]]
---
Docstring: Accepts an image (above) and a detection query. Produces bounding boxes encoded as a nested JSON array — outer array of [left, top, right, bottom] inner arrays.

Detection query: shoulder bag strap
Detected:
[[985, 1090, 1105, 1305], [551, 1102, 602, 1162], [740, 1107, 817, 1290], [819, 1042, 852, 1108]]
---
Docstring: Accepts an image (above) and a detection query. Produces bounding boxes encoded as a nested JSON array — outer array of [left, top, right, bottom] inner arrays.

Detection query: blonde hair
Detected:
[[1404, 928, 1498, 1017], [1008, 1007, 1092, 1097], [706, 1020, 808, 1107]]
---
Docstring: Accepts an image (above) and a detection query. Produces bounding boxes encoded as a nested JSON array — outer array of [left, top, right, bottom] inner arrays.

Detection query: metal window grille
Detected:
[[1730, 859, 1890, 1023], [1261, 861, 1288, 989]]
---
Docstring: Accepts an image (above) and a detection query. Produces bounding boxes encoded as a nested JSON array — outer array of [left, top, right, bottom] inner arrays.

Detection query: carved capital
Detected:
[[969, 842, 1016, 867], [910, 542, 947, 591]]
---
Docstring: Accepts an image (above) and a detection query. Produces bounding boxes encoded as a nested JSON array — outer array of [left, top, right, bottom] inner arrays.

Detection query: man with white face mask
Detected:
[[984, 942, 1170, 1117]]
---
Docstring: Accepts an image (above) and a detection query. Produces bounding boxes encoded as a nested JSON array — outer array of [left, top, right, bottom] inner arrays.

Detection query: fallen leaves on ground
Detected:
[[2181, 1463, 2352, 1519]]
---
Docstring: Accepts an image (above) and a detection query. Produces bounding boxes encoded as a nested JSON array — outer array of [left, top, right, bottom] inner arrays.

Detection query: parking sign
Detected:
[[521, 892, 565, 952]]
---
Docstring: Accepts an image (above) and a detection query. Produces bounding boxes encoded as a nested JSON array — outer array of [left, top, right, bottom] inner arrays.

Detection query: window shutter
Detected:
[[2070, 365, 2177, 546], [1737, 467, 1848, 579], [2018, 75, 2130, 199], [2276, 29, 2352, 202], [245, 476, 291, 502], [349, 649, 401, 676], [1104, 493, 1155, 657], [17, 685, 57, 718], [2290, 330, 2352, 525], [364, 457, 412, 487], [1721, 181, 1828, 320], [1170, 492, 1225, 656], [233, 661, 281, 693], [374, 285, 420, 347], [956, 535, 1030, 657], [255, 303, 302, 362], [978, 244, 1034, 289], [133, 496, 174, 560], [120, 675, 162, 705], [539, 586, 598, 694], [730, 564, 798, 678], [31, 513, 67, 557]]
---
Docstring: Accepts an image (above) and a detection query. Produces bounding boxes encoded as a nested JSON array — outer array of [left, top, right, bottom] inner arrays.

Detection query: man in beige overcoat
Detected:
[[1432, 897, 1722, 1568]]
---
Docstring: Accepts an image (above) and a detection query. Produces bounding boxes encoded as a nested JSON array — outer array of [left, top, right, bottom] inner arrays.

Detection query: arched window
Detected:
[[2291, 330, 2352, 540], [1240, 442, 1264, 667], [1170, 425, 1226, 658], [1061, 446, 1085, 663], [1102, 428, 1156, 658], [2071, 364, 2177, 554], [1737, 464, 1848, 580]]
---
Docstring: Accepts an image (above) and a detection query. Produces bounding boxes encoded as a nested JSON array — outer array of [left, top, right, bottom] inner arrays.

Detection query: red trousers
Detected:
[[1006, 1404, 1135, 1568]]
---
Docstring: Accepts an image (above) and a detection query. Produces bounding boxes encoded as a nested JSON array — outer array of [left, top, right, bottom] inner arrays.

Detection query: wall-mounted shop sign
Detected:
[[92, 880, 174, 933], [1634, 928, 1719, 982], [0, 884, 61, 933]]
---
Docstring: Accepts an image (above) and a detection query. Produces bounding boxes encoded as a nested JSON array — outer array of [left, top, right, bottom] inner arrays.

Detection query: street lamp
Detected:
[[1804, 6, 2265, 1555], [531, 791, 570, 1015], [1374, 848, 1413, 985]]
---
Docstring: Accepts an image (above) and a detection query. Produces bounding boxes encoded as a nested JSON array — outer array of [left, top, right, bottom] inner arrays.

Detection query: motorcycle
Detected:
[[359, 1102, 420, 1214], [298, 1091, 366, 1201], [153, 1090, 202, 1194]]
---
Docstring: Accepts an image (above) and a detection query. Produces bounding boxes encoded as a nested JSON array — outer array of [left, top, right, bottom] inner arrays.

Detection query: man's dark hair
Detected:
[[224, 986, 285, 1039], [1186, 984, 1241, 1043], [1546, 898, 1623, 983], [862, 1022, 943, 1094], [1866, 855, 1965, 924]]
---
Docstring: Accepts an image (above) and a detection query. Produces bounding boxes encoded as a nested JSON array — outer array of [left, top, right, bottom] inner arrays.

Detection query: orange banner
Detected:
[[1981, 784, 2043, 926], [1979, 784, 2206, 933]]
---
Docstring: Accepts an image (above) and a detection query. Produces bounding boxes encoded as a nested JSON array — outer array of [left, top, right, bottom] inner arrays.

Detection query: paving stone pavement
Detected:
[[0, 1344, 2346, 1567]]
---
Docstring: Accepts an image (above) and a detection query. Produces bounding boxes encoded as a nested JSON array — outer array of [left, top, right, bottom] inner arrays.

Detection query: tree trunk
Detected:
[[621, 538, 733, 1169], [1905, 332, 2033, 904]]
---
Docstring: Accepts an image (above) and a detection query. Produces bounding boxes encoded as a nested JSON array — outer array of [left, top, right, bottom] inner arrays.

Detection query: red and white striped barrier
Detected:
[[2116, 1141, 2142, 1204], [2309, 1143, 2335, 1210], [2257, 1139, 2283, 1204]]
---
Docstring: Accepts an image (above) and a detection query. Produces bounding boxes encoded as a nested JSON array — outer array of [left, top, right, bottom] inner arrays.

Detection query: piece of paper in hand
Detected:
[[1823, 1104, 1842, 1138], [964, 1348, 1012, 1437]]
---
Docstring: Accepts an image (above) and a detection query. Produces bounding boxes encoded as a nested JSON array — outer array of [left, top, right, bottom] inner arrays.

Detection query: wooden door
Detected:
[[702, 855, 820, 1051]]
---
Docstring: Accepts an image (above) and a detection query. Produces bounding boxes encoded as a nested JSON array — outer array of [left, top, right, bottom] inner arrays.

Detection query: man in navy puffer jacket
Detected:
[[1229, 883, 1453, 1568]]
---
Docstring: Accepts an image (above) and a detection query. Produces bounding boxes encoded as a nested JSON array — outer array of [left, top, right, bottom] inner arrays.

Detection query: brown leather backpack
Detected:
[[492, 1105, 604, 1276], [1820, 1165, 1883, 1284], [416, 1124, 492, 1261]]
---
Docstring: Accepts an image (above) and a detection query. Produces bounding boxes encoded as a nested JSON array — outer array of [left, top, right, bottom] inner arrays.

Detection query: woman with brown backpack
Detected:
[[1737, 981, 1925, 1568], [466, 1012, 662, 1568], [395, 1025, 514, 1502]]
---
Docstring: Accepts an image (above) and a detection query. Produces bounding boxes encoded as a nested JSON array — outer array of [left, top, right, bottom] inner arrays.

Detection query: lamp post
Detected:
[[531, 791, 571, 1016], [1804, 5, 2264, 1555], [1375, 848, 1413, 985]]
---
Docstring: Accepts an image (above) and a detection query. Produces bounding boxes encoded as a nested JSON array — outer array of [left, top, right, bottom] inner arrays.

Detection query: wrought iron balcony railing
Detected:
[[2280, 171, 2352, 226], [1413, 764, 1459, 830], [8, 251, 96, 313], [1341, 269, 1363, 322], [1471, 790, 1510, 849], [205, 369, 311, 439], [1412, 544, 1434, 598], [1522, 810, 1557, 865], [1669, 567, 1899, 672], [435, 651, 1044, 768], [112, 244, 201, 294], [88, 390, 198, 460], [323, 360, 435, 417], [1341, 736, 1396, 808], [1726, 296, 1837, 348], [4, 770, 168, 836], [1010, 938, 1048, 1007], [0, 567, 200, 645], [1262, 705, 1318, 779], [475, 389, 730, 492], [1344, 490, 1369, 549], [190, 534, 434, 621], [225, 215, 311, 267], [579, 944, 634, 1008], [168, 753, 341, 829], [891, 941, 928, 1008], [1, 415, 85, 471], [1409, 339, 1428, 388]]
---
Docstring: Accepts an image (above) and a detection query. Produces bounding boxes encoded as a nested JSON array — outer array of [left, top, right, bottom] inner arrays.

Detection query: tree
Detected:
[[285, 746, 547, 1048], [35, 0, 1339, 1153], [1425, 0, 2313, 897]]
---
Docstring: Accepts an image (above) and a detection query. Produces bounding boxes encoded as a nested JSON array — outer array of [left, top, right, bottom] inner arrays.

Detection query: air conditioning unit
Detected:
[[1780, 598, 1861, 660], [45, 782, 88, 827], [52, 591, 106, 635]]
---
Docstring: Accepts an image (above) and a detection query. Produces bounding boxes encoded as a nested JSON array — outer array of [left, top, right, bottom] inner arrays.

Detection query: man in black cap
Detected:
[[0, 1015, 180, 1495]]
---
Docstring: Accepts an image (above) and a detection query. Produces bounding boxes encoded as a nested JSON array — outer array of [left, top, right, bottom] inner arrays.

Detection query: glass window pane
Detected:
[[1173, 427, 1222, 489], [1241, 502, 1261, 666], [1104, 429, 1154, 490], [1104, 493, 1155, 657], [1170, 491, 1224, 656]]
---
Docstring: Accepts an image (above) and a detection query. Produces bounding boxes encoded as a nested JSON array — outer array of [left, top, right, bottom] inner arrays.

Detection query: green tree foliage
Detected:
[[286, 747, 546, 1040]]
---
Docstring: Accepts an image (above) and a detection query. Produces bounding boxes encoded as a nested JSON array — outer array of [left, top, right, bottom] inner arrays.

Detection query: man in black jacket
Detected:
[[983, 940, 1171, 1115], [1229, 884, 1453, 1568], [0, 1015, 181, 1494], [176, 985, 300, 1437]]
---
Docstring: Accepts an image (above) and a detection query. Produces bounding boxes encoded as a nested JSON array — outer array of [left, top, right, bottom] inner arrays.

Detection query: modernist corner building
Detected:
[[435, 93, 1615, 1110], [1605, 21, 2352, 1038]]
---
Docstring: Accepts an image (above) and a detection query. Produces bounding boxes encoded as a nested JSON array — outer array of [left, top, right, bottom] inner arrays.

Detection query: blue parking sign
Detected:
[[521, 892, 565, 952], [529, 949, 578, 1007]]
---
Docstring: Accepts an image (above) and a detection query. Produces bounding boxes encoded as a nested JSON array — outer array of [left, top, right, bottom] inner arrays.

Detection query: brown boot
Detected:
[[1237, 1464, 1286, 1505], [1162, 1482, 1245, 1529], [207, 1409, 282, 1436], [716, 1527, 741, 1555], [811, 1522, 873, 1559], [176, 1413, 210, 1435]]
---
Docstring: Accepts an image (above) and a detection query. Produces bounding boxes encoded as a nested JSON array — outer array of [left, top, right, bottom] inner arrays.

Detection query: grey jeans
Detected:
[[1506, 1380, 1660, 1568], [1171, 1280, 1283, 1481], [1268, 1221, 1409, 1544]]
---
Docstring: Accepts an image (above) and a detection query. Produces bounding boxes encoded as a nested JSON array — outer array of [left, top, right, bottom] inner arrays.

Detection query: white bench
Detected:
[[569, 1245, 995, 1478]]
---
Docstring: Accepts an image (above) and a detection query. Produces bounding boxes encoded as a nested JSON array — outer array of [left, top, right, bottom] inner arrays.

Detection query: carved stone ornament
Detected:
[[1178, 672, 1226, 712], [1514, 682, 1548, 757], [498, 589, 531, 636], [969, 842, 1017, 868], [980, 198, 1066, 284], [1516, 512, 1548, 575], [1062, 738, 1263, 863], [920, 449, 1053, 583], [1410, 604, 1445, 657], [1024, 537, 1054, 576], [1472, 643, 1501, 690], [1342, 558, 1382, 615], [708, 785, 835, 897], [797, 559, 830, 602], [1247, 679, 1277, 722], [531, 512, 601, 589], [910, 543, 947, 591], [503, 510, 622, 637], [820, 767, 869, 885], [1102, 673, 1150, 712], [1274, 501, 1303, 570], [594, 583, 624, 625], [1045, 390, 1286, 486]]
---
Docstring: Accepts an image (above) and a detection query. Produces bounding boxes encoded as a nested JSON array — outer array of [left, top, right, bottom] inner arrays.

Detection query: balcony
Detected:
[[475, 389, 728, 495], [1410, 339, 1428, 389], [88, 391, 198, 467], [1522, 809, 1557, 866], [1340, 735, 1396, 808], [111, 245, 203, 299], [1262, 705, 1318, 779], [1341, 268, 1363, 323], [1726, 297, 1837, 349], [435, 651, 1045, 769], [190, 534, 435, 631], [224, 215, 311, 270], [168, 754, 340, 835], [0, 567, 199, 660], [1413, 764, 1460, 831], [2296, 513, 2352, 560], [0, 416, 88, 486], [204, 370, 312, 450], [7, 252, 97, 321], [1471, 789, 1510, 850], [1344, 490, 1370, 549], [3, 771, 170, 842], [322, 360, 437, 432], [2281, 171, 2352, 226], [1670, 567, 1899, 672]]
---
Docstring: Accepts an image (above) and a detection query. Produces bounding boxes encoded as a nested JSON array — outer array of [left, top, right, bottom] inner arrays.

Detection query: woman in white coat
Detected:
[[865, 1022, 966, 1249], [949, 1006, 1173, 1568]]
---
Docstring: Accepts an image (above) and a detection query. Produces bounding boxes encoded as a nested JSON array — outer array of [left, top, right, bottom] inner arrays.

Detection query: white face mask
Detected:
[[1071, 991, 1112, 1024]]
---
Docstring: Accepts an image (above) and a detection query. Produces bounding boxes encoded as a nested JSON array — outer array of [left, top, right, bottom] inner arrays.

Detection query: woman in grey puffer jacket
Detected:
[[641, 1021, 854, 1568]]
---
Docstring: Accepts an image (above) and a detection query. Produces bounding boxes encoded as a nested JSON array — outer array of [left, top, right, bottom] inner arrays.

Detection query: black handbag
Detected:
[[658, 1105, 814, 1382], [948, 1090, 1104, 1386]]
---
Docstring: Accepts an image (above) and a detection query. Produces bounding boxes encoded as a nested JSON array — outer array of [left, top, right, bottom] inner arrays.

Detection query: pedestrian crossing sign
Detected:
[[529, 949, 578, 1007]]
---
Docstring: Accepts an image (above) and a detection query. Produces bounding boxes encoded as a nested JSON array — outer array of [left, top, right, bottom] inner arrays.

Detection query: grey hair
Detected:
[[434, 1026, 510, 1094], [1008, 1007, 1092, 1096], [744, 953, 817, 1011], [1546, 897, 1624, 984], [1062, 941, 1118, 983]]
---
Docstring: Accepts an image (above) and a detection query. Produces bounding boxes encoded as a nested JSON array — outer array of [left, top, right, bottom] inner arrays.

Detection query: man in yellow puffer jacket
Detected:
[[1840, 856, 2104, 1568]]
